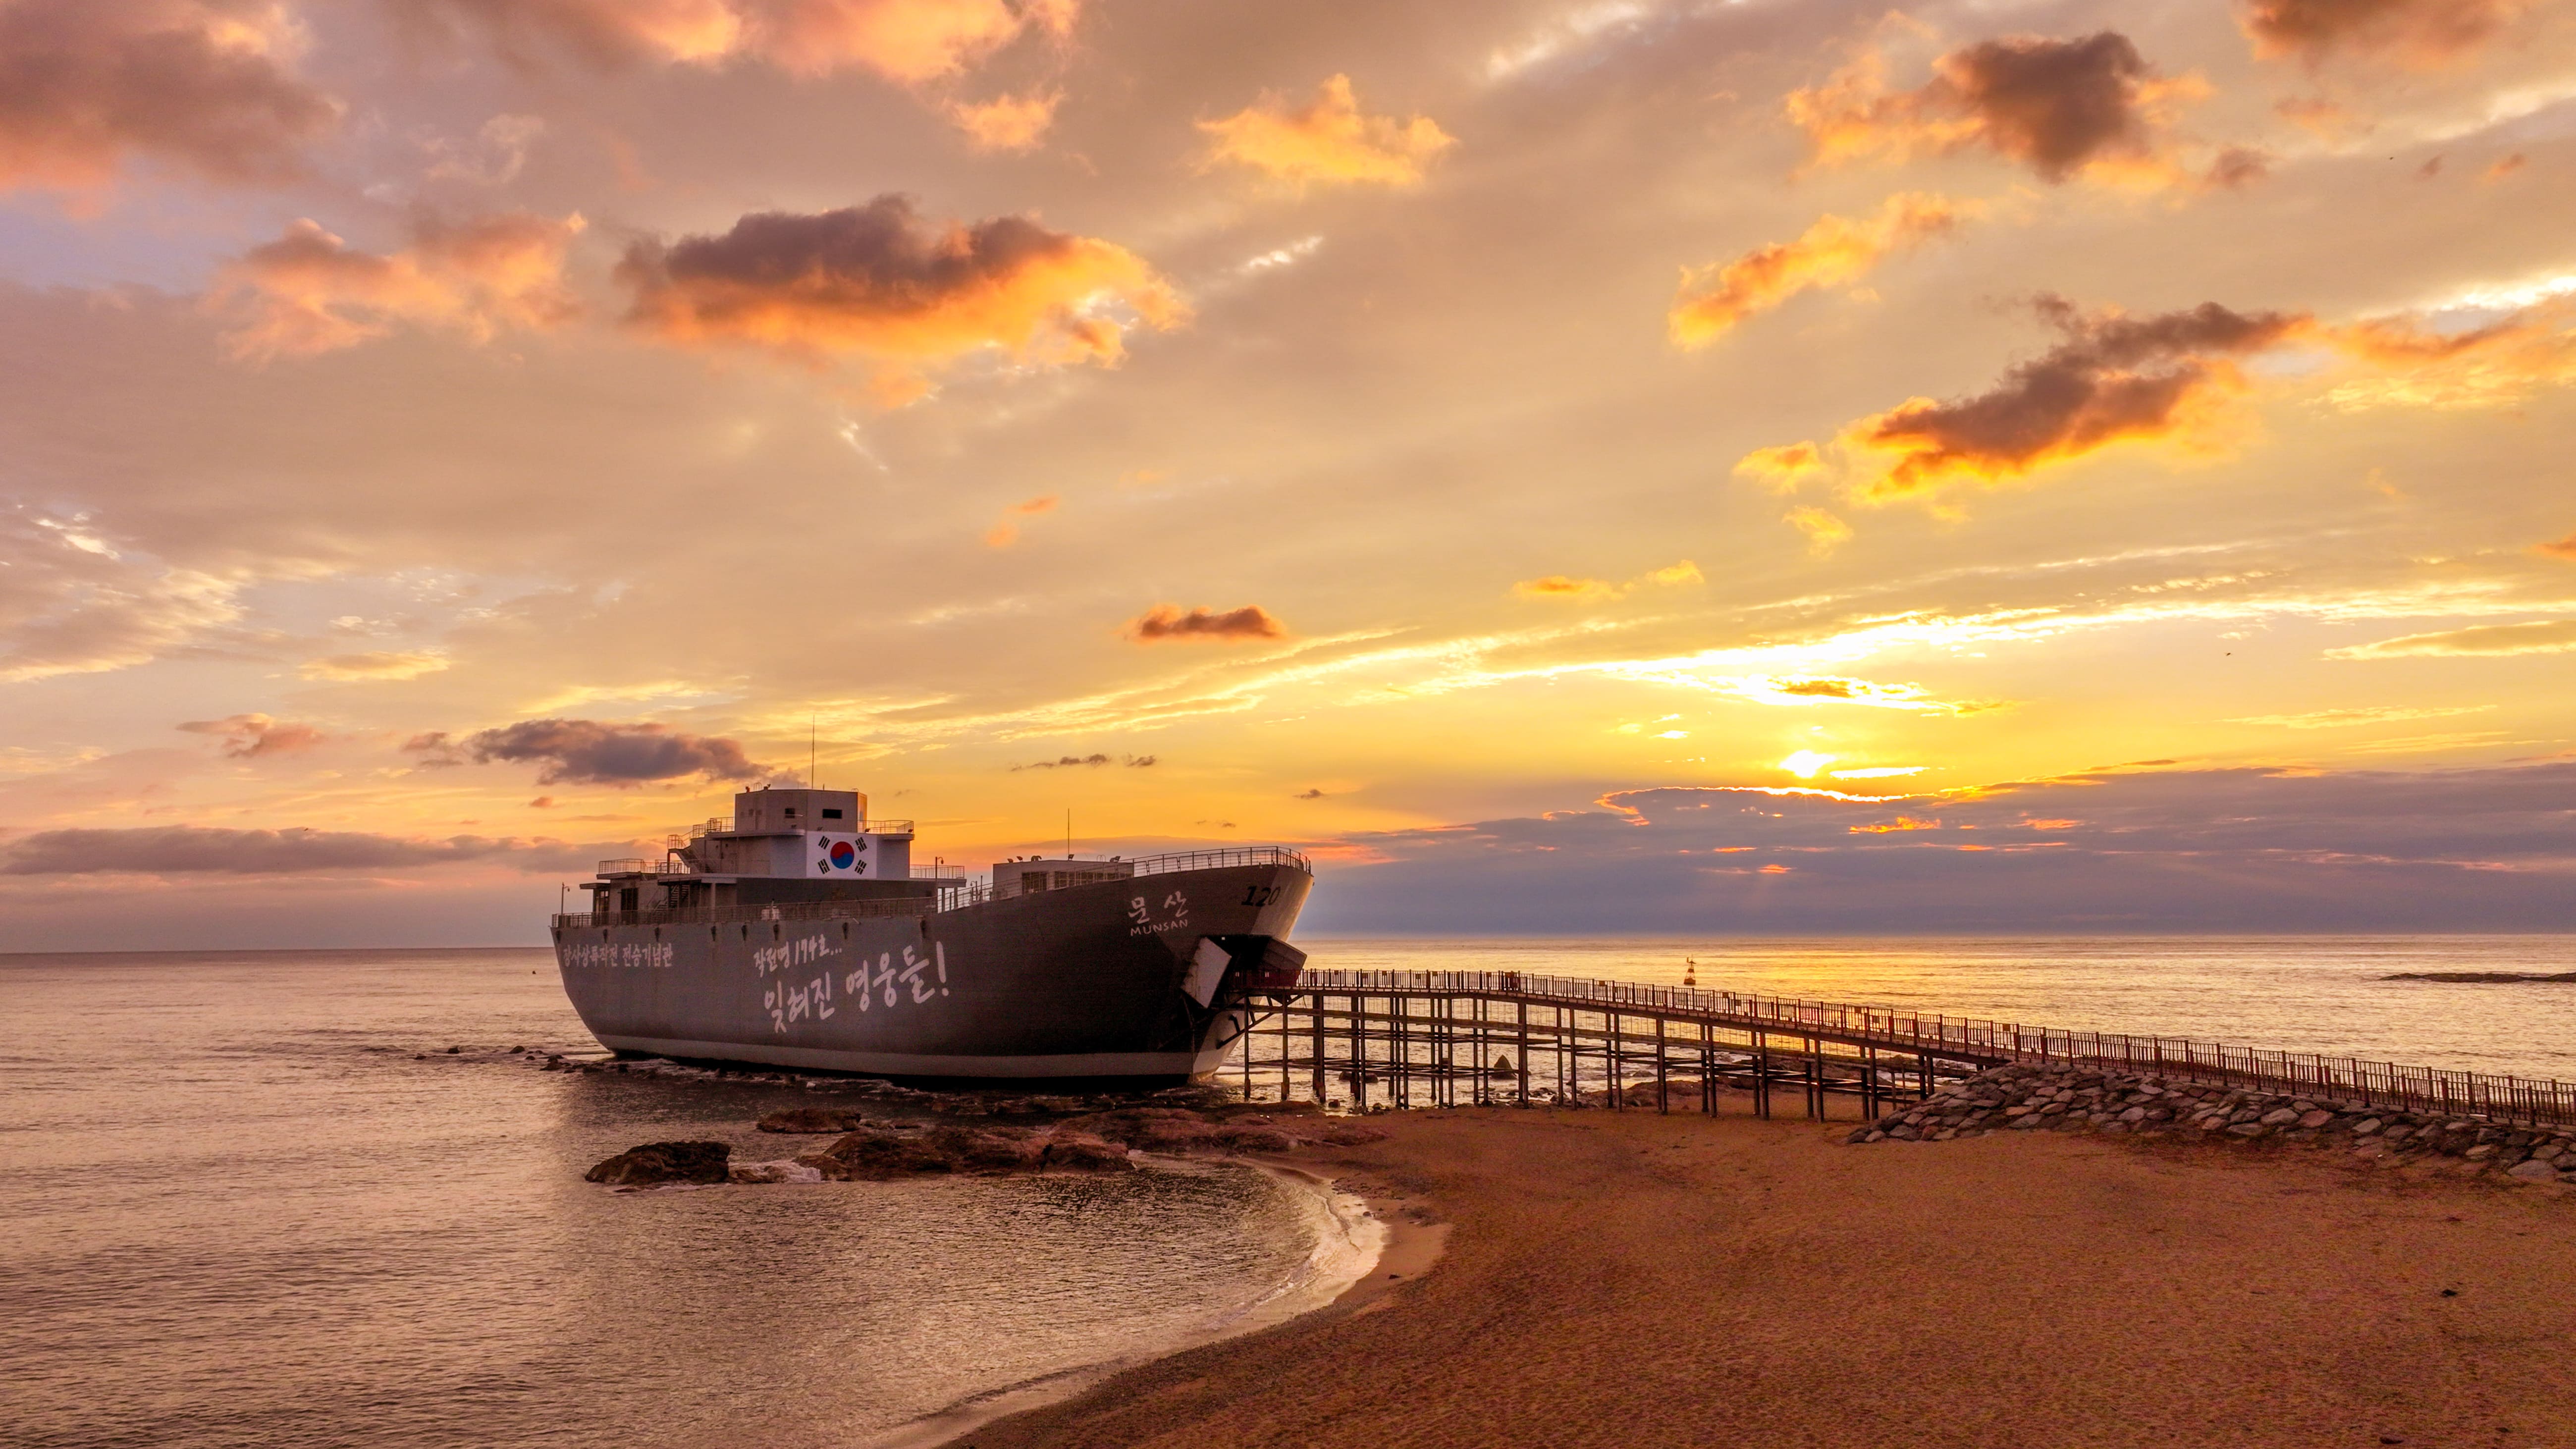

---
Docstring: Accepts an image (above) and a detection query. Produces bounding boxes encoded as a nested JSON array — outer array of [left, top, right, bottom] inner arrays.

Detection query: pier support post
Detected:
[[1700, 1020, 1716, 1117], [1355, 995, 1368, 1113], [1753, 1030, 1771, 1119], [1311, 992, 1326, 1105], [1609, 1010, 1622, 1110], [1655, 1017, 1669, 1114], [1517, 1001, 1531, 1105]]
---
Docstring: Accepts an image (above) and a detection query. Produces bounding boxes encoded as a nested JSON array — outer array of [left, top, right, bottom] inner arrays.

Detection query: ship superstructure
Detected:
[[554, 785, 1310, 1080]]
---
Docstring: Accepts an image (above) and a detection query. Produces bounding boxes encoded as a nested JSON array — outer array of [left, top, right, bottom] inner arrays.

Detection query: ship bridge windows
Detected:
[[822, 807, 844, 819]]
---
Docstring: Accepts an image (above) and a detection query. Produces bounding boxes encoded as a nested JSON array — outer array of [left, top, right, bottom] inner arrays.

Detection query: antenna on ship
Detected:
[[809, 715, 818, 790], [1066, 807, 1073, 858]]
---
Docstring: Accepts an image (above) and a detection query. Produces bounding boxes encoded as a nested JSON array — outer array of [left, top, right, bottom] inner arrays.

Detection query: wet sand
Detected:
[[943, 1105, 2576, 1449]]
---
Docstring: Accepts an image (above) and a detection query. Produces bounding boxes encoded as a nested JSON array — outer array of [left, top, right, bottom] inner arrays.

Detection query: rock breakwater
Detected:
[[792, 1106, 1389, 1181], [1853, 1064, 2576, 1184], [588, 1104, 1391, 1188]]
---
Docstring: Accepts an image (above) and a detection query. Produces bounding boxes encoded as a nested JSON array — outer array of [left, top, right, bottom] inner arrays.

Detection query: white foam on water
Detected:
[[866, 1159, 1385, 1449], [1215, 1166, 1387, 1334]]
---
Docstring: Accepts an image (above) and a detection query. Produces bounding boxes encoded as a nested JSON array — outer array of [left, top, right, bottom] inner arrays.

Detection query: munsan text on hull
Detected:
[[555, 785, 1312, 1082]]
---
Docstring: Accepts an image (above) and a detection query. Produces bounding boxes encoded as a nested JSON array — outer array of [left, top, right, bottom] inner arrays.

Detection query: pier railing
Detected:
[[1292, 968, 2576, 1128]]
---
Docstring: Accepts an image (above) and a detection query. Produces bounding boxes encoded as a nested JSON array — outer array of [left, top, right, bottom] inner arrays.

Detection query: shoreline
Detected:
[[878, 1154, 1421, 1449], [935, 1103, 2576, 1449]]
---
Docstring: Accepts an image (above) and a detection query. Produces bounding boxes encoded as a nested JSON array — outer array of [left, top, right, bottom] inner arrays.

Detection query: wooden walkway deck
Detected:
[[1226, 968, 2576, 1128]]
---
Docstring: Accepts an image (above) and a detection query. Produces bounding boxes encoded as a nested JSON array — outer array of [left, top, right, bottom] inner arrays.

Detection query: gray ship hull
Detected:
[[552, 861, 1309, 1081]]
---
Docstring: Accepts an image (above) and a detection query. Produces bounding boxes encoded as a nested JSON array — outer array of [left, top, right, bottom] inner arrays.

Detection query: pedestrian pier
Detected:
[[1223, 968, 2576, 1129]]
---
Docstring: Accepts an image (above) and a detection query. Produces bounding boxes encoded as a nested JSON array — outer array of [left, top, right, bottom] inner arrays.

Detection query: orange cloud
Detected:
[[1670, 193, 1967, 347], [0, 0, 340, 195], [399, 0, 745, 67], [210, 212, 587, 361], [614, 196, 1184, 395], [1849, 815, 1941, 833], [405, 0, 1069, 82], [2485, 153, 2527, 182], [2237, 0, 2536, 67], [2318, 302, 2576, 410], [1747, 294, 2576, 527], [2537, 532, 2576, 561], [1787, 32, 2216, 190], [2273, 94, 2365, 138], [1512, 560, 1702, 601], [948, 89, 1059, 151], [1734, 441, 1827, 492], [1841, 296, 2307, 497], [748, 0, 1028, 82], [1200, 74, 1454, 187], [1127, 604, 1286, 643], [2327, 620, 2576, 658], [300, 650, 451, 681], [178, 713, 324, 757], [1515, 575, 1616, 601], [1783, 505, 1854, 553], [982, 493, 1057, 547]]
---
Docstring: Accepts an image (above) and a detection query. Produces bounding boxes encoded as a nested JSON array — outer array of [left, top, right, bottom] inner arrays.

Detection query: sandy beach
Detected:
[[944, 1106, 2576, 1449]]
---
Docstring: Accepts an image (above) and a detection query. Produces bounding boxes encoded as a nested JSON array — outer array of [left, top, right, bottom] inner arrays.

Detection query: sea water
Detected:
[[0, 949, 1360, 1449], [10, 936, 2573, 1449]]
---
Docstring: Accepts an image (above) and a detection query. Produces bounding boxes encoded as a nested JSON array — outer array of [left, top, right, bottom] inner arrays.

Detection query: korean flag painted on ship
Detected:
[[811, 832, 867, 876]]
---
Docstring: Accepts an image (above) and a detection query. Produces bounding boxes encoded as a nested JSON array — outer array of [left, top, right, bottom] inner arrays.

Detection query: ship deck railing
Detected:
[[558, 845, 1311, 930], [593, 858, 693, 876], [556, 896, 945, 930]]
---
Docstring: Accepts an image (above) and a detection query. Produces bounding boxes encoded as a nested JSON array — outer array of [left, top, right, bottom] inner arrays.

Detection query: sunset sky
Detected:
[[4, 0, 2574, 947]]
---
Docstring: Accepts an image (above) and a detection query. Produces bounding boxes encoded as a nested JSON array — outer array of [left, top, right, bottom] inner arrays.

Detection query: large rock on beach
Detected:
[[799, 1128, 960, 1180], [585, 1140, 731, 1186]]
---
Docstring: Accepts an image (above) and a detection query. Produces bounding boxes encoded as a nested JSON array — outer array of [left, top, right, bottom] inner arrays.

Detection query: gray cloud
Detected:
[[1790, 31, 2209, 188], [1846, 296, 2308, 496], [415, 717, 767, 786], [1127, 603, 1286, 643], [2237, 0, 2532, 65], [0, 0, 339, 191], [1013, 752, 1158, 770], [613, 195, 1181, 382], [1304, 763, 2576, 934], [0, 825, 592, 875]]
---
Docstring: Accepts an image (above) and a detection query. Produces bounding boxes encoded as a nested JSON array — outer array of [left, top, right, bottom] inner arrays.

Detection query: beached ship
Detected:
[[553, 786, 1311, 1080]]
